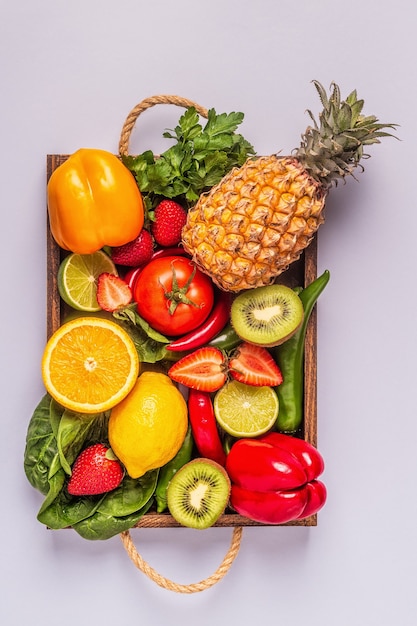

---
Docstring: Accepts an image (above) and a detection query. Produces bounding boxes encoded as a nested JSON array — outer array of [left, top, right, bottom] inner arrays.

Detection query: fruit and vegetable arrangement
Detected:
[[24, 82, 396, 544]]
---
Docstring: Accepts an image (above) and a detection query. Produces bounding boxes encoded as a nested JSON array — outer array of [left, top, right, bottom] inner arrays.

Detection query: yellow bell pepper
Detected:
[[47, 148, 144, 254]]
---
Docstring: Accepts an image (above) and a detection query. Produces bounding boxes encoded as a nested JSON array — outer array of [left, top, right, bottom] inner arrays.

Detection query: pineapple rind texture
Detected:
[[182, 155, 326, 292]]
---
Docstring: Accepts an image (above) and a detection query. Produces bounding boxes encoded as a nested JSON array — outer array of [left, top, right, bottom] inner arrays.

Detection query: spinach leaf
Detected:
[[36, 468, 66, 517], [98, 471, 158, 517], [39, 472, 158, 538], [73, 499, 154, 541], [24, 394, 64, 495], [57, 409, 98, 475], [49, 399, 64, 439], [37, 489, 107, 529], [73, 472, 158, 540], [113, 305, 170, 363]]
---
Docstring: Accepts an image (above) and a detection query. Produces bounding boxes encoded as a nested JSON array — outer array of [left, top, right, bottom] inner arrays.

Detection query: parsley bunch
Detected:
[[121, 107, 255, 208]]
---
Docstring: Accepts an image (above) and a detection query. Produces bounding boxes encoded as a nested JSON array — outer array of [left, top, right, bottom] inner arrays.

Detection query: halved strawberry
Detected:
[[228, 342, 283, 386], [97, 273, 132, 312], [168, 346, 227, 392]]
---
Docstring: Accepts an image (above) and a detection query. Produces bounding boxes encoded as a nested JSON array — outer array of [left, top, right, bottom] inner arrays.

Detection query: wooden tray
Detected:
[[46, 154, 319, 528]]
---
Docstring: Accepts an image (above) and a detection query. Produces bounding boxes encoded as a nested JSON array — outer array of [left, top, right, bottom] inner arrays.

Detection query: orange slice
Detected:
[[42, 317, 139, 414]]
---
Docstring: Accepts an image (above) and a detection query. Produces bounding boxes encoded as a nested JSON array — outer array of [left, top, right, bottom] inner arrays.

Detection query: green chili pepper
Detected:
[[155, 425, 194, 513], [274, 270, 330, 433], [208, 322, 242, 351]]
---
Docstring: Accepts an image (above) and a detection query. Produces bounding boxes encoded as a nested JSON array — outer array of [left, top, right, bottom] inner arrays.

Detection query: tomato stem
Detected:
[[163, 261, 202, 315]]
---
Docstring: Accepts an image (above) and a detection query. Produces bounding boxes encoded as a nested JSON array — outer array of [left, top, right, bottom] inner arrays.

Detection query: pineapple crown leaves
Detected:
[[295, 80, 398, 188], [121, 106, 255, 207]]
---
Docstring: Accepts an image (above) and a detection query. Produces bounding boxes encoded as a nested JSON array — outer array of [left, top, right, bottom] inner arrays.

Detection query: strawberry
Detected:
[[151, 200, 187, 247], [97, 272, 132, 312], [228, 342, 283, 387], [168, 346, 227, 392], [111, 229, 154, 267], [67, 443, 124, 496]]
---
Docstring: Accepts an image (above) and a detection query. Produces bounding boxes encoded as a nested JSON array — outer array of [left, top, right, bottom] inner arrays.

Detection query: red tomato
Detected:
[[133, 256, 215, 336]]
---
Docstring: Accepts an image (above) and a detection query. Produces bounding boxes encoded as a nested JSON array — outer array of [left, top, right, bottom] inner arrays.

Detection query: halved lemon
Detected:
[[213, 380, 279, 437], [42, 317, 139, 414], [58, 250, 117, 312]]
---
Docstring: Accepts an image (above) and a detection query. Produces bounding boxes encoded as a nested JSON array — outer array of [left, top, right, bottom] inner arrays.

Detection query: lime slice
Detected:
[[58, 250, 117, 312], [213, 380, 279, 437]]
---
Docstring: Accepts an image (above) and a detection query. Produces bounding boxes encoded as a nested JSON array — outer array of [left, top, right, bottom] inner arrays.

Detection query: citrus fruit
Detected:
[[108, 372, 188, 479], [42, 317, 139, 414], [58, 250, 117, 312], [213, 380, 279, 437]]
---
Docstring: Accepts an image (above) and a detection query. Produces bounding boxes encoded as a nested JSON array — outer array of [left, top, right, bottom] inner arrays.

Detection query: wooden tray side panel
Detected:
[[46, 155, 319, 528], [46, 155, 68, 339]]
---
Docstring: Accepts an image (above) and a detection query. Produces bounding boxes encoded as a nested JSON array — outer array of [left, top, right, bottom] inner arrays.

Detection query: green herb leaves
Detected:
[[122, 107, 255, 205]]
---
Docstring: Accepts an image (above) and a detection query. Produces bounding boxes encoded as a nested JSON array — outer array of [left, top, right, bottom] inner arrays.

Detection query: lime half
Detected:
[[214, 380, 279, 437], [58, 250, 118, 311]]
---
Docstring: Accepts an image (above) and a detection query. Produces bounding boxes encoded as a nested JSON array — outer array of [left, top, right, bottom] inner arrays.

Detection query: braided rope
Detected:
[[118, 94, 209, 156], [120, 526, 243, 593]]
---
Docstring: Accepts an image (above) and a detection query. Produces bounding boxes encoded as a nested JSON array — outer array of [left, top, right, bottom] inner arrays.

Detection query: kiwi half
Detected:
[[231, 284, 304, 347], [167, 458, 231, 529]]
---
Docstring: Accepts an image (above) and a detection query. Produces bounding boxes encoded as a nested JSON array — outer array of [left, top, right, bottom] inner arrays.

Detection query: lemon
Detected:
[[58, 250, 117, 312], [42, 317, 139, 414], [108, 372, 188, 479], [213, 380, 279, 437]]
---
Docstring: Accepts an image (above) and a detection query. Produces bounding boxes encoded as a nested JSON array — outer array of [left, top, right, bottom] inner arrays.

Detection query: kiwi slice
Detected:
[[231, 284, 304, 347], [167, 458, 231, 529]]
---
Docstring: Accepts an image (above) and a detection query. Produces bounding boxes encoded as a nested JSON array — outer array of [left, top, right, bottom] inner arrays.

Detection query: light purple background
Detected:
[[1, 1, 416, 624]]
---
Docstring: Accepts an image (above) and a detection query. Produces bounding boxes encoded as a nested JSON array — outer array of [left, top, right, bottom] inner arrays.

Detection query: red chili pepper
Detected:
[[166, 290, 232, 352], [123, 266, 143, 290], [226, 433, 327, 524], [187, 389, 227, 467]]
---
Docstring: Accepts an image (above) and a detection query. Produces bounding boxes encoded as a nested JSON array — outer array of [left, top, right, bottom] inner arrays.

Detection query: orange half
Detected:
[[42, 317, 139, 414]]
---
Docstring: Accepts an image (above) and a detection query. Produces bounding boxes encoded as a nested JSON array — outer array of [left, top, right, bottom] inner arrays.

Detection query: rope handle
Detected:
[[120, 526, 243, 593], [118, 94, 209, 156], [118, 95, 242, 592]]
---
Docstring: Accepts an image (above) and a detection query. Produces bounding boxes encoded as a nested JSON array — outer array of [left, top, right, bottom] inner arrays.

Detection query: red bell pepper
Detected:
[[226, 432, 327, 524]]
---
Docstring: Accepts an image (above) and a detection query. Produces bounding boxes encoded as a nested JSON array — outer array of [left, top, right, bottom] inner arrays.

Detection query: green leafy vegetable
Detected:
[[122, 106, 255, 206], [73, 473, 158, 540], [56, 408, 98, 475], [72, 500, 154, 541], [24, 394, 64, 496], [24, 393, 159, 540], [113, 304, 170, 363]]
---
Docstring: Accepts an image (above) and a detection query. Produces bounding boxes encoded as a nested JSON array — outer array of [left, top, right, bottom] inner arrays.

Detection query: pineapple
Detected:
[[182, 81, 396, 291]]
